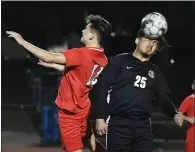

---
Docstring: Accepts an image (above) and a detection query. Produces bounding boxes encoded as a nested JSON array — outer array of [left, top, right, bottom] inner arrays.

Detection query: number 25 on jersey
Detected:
[[134, 75, 147, 88]]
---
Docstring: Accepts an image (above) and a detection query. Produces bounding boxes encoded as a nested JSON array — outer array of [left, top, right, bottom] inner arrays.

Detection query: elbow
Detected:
[[59, 66, 65, 72], [43, 54, 54, 63]]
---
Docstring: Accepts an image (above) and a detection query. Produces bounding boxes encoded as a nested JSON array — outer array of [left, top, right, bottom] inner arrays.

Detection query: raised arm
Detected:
[[6, 31, 66, 64], [38, 60, 65, 72]]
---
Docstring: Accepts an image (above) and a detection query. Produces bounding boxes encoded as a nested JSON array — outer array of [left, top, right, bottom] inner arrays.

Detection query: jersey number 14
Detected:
[[134, 75, 147, 88], [86, 64, 104, 86]]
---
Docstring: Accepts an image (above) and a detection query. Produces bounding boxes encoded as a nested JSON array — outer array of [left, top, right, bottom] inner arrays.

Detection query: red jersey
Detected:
[[179, 94, 194, 139], [55, 47, 108, 113]]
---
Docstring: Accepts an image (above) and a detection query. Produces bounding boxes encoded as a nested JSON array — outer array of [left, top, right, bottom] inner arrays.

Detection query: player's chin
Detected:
[[141, 51, 151, 58], [80, 37, 84, 42]]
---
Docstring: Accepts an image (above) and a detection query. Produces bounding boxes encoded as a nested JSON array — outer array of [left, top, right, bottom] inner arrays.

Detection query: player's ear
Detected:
[[135, 38, 139, 45], [89, 32, 95, 40]]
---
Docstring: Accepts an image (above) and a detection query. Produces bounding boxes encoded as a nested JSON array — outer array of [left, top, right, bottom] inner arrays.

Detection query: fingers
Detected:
[[6, 31, 16, 35], [176, 119, 183, 127], [97, 129, 102, 135], [96, 119, 108, 136], [6, 31, 20, 38], [6, 31, 15, 36], [6, 31, 17, 39], [97, 129, 106, 136], [38, 60, 43, 64], [96, 125, 108, 136], [174, 114, 183, 127], [38, 61, 46, 66]]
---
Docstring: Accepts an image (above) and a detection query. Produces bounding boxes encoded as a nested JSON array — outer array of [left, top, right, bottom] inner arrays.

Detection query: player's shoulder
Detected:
[[149, 63, 163, 75], [181, 95, 194, 106], [184, 94, 194, 101], [63, 47, 83, 53], [73, 47, 85, 51], [109, 53, 131, 63]]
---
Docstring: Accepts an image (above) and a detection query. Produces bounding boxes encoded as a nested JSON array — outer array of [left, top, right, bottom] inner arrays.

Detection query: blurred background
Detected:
[[1, 1, 195, 152]]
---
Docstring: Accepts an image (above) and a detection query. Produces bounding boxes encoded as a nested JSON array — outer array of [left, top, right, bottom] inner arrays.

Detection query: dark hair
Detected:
[[85, 14, 112, 44], [137, 29, 171, 51]]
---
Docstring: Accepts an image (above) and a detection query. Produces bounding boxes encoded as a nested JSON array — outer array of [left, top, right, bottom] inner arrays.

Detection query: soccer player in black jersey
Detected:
[[94, 28, 183, 152]]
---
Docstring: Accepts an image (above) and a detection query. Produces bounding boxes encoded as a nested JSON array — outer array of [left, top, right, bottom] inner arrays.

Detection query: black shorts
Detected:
[[107, 117, 153, 152]]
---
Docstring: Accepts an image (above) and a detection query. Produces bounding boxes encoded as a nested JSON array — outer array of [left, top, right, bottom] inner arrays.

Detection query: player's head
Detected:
[[135, 29, 170, 58], [81, 14, 112, 46]]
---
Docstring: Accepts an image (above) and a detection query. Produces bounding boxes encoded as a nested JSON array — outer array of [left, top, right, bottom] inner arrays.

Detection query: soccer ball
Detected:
[[141, 12, 168, 39]]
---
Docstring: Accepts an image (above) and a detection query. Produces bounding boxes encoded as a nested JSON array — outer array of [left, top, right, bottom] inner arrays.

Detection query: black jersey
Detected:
[[93, 53, 177, 120]]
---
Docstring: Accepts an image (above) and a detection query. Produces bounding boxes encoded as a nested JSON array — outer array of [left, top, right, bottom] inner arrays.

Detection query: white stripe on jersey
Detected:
[[88, 48, 103, 52]]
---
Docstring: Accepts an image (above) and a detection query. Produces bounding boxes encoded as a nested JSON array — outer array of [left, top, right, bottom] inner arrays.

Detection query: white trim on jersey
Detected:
[[88, 47, 104, 52]]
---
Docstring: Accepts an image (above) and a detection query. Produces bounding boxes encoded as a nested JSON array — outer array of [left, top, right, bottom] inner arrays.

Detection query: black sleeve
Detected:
[[90, 57, 118, 120], [156, 70, 178, 118]]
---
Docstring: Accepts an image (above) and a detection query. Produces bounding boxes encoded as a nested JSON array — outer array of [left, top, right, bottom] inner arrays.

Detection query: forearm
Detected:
[[38, 61, 65, 72], [21, 40, 54, 63], [182, 115, 195, 124], [96, 97, 108, 120], [46, 63, 65, 72], [160, 94, 178, 118], [91, 74, 110, 120]]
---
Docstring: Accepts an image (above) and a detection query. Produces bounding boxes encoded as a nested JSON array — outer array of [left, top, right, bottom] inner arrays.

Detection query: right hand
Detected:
[[6, 31, 25, 45], [174, 112, 183, 127], [96, 119, 108, 136]]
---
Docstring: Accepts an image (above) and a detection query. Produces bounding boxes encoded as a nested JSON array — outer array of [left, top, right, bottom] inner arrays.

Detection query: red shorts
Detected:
[[58, 104, 90, 152]]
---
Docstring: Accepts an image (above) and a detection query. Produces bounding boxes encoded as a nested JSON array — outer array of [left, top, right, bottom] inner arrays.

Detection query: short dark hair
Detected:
[[85, 14, 112, 44]]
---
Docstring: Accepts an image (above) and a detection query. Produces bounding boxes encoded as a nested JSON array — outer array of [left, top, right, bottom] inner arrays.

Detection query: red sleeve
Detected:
[[61, 48, 84, 67], [179, 97, 190, 113]]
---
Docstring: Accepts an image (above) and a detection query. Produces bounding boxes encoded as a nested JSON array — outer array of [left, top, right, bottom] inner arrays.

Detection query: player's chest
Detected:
[[115, 64, 157, 89]]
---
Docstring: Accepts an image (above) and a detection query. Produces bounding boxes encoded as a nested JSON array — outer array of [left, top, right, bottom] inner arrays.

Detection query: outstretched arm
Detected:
[[6, 31, 66, 64], [38, 60, 65, 72]]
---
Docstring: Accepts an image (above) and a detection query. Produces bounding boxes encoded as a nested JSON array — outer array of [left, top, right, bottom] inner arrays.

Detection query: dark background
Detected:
[[2, 1, 194, 108], [1, 1, 195, 151]]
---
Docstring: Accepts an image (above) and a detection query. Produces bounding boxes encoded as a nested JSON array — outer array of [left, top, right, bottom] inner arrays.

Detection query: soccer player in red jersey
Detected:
[[178, 79, 195, 152], [6, 14, 111, 152]]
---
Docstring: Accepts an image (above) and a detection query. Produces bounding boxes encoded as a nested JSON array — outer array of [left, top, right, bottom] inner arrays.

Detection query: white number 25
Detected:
[[134, 75, 147, 88]]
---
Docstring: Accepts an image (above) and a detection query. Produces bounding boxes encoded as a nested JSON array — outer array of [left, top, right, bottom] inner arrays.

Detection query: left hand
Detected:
[[38, 59, 53, 67], [174, 112, 183, 127], [96, 119, 108, 136]]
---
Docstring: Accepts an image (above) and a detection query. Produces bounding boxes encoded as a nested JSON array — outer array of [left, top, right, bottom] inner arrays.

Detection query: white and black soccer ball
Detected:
[[141, 12, 168, 39]]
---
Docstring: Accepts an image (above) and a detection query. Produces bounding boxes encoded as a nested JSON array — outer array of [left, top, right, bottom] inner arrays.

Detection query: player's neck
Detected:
[[85, 42, 101, 48], [133, 50, 151, 62]]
